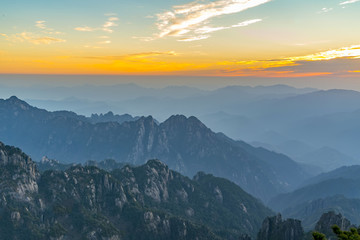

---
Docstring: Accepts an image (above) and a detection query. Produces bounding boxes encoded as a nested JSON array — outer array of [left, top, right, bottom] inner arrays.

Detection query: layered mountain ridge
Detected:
[[0, 96, 310, 201]]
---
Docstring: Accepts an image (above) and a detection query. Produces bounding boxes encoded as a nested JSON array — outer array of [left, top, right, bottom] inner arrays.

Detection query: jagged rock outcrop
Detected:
[[257, 214, 304, 240], [89, 111, 140, 124], [0, 142, 273, 239], [0, 142, 39, 202], [314, 211, 352, 239]]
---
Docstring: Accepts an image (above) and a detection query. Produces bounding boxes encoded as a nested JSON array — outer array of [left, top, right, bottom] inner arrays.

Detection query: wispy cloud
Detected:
[[340, 0, 360, 5], [195, 19, 262, 34], [74, 15, 119, 33], [35, 20, 48, 30], [290, 45, 360, 61], [15, 32, 66, 44], [98, 40, 111, 44], [154, 0, 271, 41], [127, 51, 177, 59], [82, 51, 178, 61], [178, 35, 210, 42], [74, 26, 97, 32], [317, 7, 333, 13], [1, 20, 65, 45], [176, 19, 261, 41], [35, 20, 62, 34]]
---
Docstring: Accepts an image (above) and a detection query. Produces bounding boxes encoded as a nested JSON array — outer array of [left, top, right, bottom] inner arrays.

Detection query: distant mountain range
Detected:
[[269, 178, 360, 212], [269, 165, 360, 230], [252, 141, 358, 172], [283, 195, 360, 231], [4, 83, 360, 170], [0, 141, 273, 239], [0, 96, 310, 202]]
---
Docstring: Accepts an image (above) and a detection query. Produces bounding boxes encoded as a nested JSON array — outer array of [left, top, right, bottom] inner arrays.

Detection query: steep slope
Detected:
[[0, 96, 309, 201], [0, 142, 43, 239], [0, 141, 273, 239], [256, 214, 304, 240]]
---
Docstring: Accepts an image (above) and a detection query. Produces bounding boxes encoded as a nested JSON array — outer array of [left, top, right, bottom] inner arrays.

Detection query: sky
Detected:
[[1, 0, 360, 80]]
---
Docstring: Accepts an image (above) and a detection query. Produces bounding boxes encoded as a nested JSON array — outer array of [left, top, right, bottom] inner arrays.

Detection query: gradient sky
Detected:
[[1, 0, 360, 78]]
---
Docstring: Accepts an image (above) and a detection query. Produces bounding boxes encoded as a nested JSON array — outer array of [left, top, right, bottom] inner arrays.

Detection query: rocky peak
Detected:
[[161, 115, 206, 130], [137, 115, 157, 126], [140, 159, 173, 203], [4, 96, 30, 110], [145, 159, 169, 171], [257, 214, 304, 240], [0, 141, 39, 201], [314, 211, 352, 239], [0, 142, 38, 178], [40, 156, 59, 164]]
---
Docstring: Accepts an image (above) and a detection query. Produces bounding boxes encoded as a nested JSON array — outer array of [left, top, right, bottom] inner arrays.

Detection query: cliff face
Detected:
[[314, 211, 352, 239], [0, 142, 39, 202], [0, 141, 273, 240], [257, 214, 304, 240]]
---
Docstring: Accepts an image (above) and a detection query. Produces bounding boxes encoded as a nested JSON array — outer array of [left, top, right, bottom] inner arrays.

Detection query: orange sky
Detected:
[[1, 0, 360, 77]]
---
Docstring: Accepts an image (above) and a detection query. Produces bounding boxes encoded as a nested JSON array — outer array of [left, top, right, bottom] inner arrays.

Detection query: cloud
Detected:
[[289, 45, 360, 61], [35, 20, 47, 29], [75, 15, 119, 33], [214, 44, 360, 76], [74, 26, 97, 32], [82, 51, 177, 61], [108, 17, 119, 22], [2, 21, 65, 45], [98, 40, 111, 44], [194, 19, 262, 34], [155, 0, 271, 41], [340, 0, 360, 5], [178, 35, 210, 42], [127, 51, 177, 59], [317, 7, 333, 13], [10, 32, 66, 44], [34, 20, 62, 35]]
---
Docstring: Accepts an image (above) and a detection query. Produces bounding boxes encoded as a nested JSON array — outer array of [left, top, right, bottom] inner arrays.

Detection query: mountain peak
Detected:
[[4, 96, 31, 110], [315, 211, 352, 238], [0, 141, 39, 198], [145, 159, 168, 170], [163, 115, 205, 128]]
